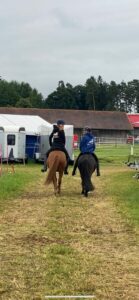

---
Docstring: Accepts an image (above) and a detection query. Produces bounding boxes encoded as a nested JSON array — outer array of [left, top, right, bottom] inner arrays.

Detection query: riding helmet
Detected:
[[57, 120, 65, 125], [84, 126, 91, 132]]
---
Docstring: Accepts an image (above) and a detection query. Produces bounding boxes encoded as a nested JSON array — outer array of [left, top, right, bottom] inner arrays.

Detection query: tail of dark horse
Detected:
[[78, 154, 96, 194], [45, 155, 59, 185]]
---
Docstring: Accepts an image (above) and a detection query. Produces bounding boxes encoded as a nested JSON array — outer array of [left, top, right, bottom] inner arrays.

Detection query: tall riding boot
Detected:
[[64, 160, 69, 175], [41, 156, 47, 172], [72, 159, 78, 176], [93, 153, 100, 176], [96, 161, 100, 176]]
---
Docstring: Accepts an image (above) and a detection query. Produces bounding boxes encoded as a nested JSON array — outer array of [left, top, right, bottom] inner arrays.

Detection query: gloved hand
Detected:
[[52, 125, 59, 133]]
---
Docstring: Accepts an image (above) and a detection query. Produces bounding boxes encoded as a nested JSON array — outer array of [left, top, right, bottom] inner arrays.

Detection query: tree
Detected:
[[96, 76, 109, 110], [15, 97, 32, 108], [45, 81, 76, 109], [127, 80, 139, 113], [106, 81, 120, 111], [73, 85, 87, 110], [1, 76, 139, 112], [30, 89, 43, 108], [20, 82, 32, 98], [85, 76, 98, 110], [0, 79, 44, 108], [0, 79, 19, 106]]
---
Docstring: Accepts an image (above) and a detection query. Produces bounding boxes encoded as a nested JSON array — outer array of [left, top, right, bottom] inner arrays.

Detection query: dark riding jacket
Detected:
[[49, 127, 66, 149], [46, 126, 70, 162]]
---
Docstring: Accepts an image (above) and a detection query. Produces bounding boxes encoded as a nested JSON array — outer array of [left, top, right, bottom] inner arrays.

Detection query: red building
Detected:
[[127, 114, 139, 136]]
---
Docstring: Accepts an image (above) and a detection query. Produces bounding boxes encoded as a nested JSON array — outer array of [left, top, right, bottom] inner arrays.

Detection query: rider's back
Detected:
[[80, 132, 95, 154]]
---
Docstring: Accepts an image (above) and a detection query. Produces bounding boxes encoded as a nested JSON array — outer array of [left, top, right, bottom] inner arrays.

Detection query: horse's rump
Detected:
[[78, 154, 96, 192], [48, 151, 66, 170], [78, 154, 96, 173], [45, 151, 66, 185]]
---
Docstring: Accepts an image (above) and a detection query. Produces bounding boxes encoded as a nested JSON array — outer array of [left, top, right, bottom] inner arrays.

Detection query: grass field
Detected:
[[0, 148, 139, 300], [93, 143, 139, 165], [74, 143, 139, 164], [0, 164, 38, 212]]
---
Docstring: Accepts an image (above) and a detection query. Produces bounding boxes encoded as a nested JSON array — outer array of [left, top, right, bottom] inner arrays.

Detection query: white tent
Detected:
[[0, 114, 52, 135]]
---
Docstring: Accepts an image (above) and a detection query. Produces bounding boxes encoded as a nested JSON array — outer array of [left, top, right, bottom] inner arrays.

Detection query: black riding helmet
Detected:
[[57, 120, 65, 125], [84, 126, 91, 133]]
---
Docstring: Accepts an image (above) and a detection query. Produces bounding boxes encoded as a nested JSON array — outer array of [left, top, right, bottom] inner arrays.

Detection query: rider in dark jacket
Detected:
[[41, 120, 70, 174], [72, 127, 100, 176]]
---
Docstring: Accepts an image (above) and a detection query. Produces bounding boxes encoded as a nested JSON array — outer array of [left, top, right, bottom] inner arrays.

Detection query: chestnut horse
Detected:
[[45, 150, 66, 195], [78, 153, 97, 197]]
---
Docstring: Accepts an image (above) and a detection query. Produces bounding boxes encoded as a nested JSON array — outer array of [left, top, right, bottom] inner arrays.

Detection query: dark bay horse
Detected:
[[45, 150, 66, 195], [78, 154, 97, 197]]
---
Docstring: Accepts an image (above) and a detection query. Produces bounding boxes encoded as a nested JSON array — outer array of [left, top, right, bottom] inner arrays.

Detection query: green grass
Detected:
[[0, 164, 40, 212], [105, 167, 139, 227], [96, 144, 139, 165], [1, 149, 139, 227], [75, 143, 139, 165], [75, 145, 139, 227], [0, 160, 139, 299], [95, 144, 139, 227]]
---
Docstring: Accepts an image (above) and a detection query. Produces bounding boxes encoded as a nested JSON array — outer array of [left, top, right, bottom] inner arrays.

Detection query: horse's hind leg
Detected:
[[81, 178, 89, 197], [81, 189, 84, 195], [81, 181, 85, 195], [84, 190, 88, 197], [57, 173, 62, 194], [53, 174, 58, 195], [84, 181, 95, 197]]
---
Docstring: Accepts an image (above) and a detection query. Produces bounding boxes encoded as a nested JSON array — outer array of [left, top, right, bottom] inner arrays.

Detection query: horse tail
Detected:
[[78, 155, 95, 192], [45, 155, 59, 185]]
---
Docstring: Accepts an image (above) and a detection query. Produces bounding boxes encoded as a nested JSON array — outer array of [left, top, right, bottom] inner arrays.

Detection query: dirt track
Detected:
[[0, 166, 139, 300]]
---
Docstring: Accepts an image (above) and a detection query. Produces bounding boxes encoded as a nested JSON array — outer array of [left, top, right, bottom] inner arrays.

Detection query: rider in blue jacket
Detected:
[[72, 127, 100, 176], [80, 130, 96, 154]]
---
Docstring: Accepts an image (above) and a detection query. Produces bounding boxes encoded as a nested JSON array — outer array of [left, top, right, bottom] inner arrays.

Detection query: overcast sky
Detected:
[[0, 0, 139, 97]]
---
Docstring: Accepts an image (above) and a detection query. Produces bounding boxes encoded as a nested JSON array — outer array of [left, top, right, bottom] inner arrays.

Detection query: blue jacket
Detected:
[[80, 132, 96, 154]]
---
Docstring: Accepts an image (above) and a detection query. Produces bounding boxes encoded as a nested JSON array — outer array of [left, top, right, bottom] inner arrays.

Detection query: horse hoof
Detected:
[[84, 191, 88, 197], [92, 185, 95, 191]]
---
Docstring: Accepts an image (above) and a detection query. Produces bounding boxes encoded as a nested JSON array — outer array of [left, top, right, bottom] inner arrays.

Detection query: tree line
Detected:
[[0, 76, 139, 112], [0, 79, 43, 108]]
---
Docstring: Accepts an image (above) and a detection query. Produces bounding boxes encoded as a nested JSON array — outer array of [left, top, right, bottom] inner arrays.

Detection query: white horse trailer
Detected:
[[34, 124, 74, 163], [0, 126, 26, 162], [34, 124, 53, 162], [64, 125, 74, 162]]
